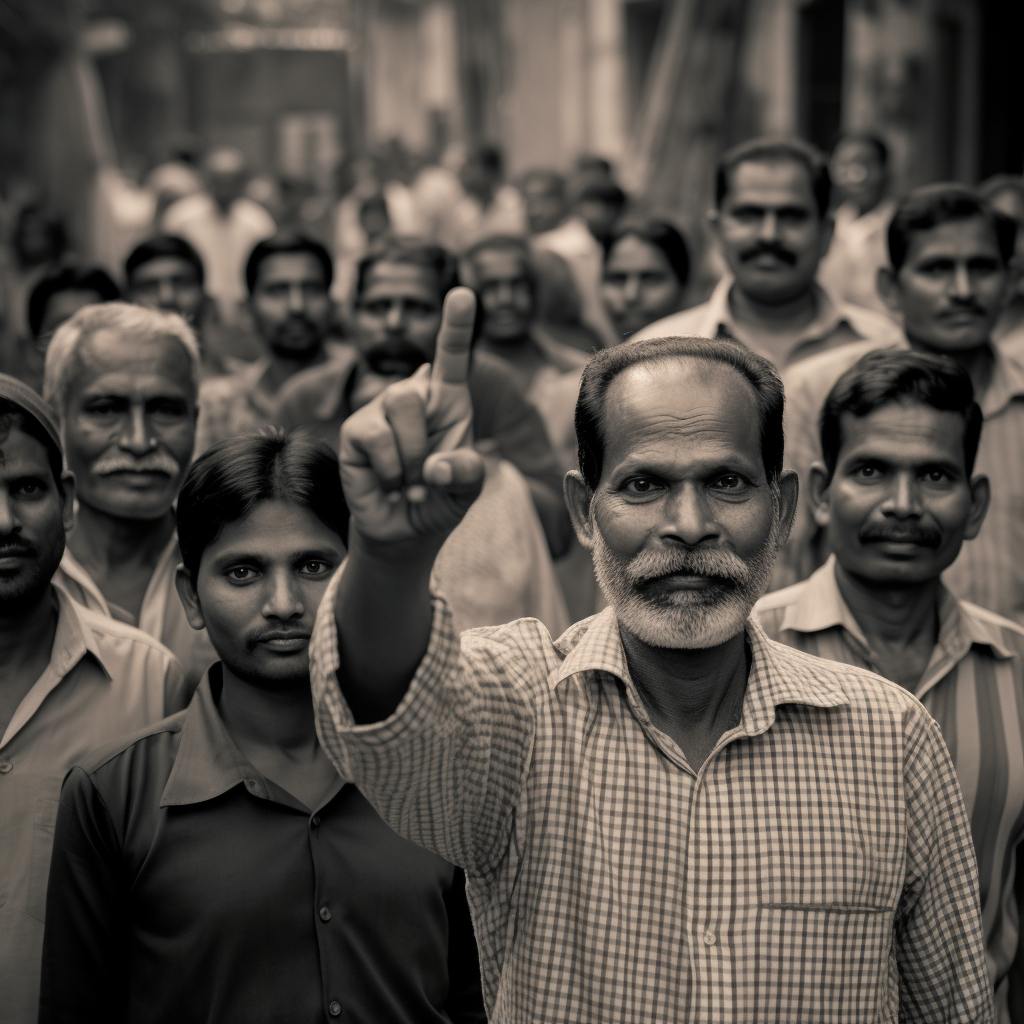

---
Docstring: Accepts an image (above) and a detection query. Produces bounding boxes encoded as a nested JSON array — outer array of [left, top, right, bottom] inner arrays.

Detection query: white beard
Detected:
[[590, 501, 781, 650]]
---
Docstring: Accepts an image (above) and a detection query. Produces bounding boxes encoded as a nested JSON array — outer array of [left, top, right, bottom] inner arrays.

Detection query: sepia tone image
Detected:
[[0, 1, 1020, 1021]]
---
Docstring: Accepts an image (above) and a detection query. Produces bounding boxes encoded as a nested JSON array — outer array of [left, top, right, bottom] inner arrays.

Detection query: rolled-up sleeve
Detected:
[[310, 566, 549, 875], [895, 707, 994, 1023]]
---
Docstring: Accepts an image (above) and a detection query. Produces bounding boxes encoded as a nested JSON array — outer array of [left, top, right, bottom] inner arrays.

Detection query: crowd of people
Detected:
[[0, 129, 1023, 1023]]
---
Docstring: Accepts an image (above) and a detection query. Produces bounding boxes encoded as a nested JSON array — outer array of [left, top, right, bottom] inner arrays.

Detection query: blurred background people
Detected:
[[756, 349, 1024, 1019], [632, 137, 901, 364], [162, 146, 276, 327], [817, 134, 897, 316], [601, 218, 690, 342], [439, 144, 526, 253], [44, 302, 217, 686], [195, 234, 342, 454], [19, 265, 120, 393], [39, 431, 486, 1024], [778, 184, 1024, 627], [979, 174, 1024, 343], [0, 374, 187, 1024]]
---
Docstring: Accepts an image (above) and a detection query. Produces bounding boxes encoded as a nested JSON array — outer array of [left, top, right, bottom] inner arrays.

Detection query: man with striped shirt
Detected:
[[309, 292, 992, 1022], [756, 348, 1024, 1021]]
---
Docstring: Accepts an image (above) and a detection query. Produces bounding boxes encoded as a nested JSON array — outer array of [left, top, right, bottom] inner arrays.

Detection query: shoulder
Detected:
[[162, 192, 210, 228], [960, 600, 1024, 655], [838, 301, 904, 345], [78, 602, 182, 673], [629, 303, 712, 343], [75, 708, 187, 778], [752, 582, 806, 637], [233, 198, 276, 233], [457, 615, 569, 691], [469, 350, 530, 406], [279, 348, 358, 408], [782, 337, 897, 394]]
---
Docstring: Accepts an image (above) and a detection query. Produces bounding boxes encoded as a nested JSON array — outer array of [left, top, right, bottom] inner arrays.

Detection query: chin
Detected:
[[87, 490, 177, 522]]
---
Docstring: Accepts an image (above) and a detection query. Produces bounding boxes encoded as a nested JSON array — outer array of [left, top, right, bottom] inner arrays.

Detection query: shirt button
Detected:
[[244, 778, 258, 792], [703, 931, 716, 946], [0, 761, 11, 774], [311, 815, 320, 827], [328, 1001, 341, 1016], [319, 905, 331, 921]]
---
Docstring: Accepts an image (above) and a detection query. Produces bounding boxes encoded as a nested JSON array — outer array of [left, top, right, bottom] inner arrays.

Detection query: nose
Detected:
[[157, 279, 176, 308], [622, 274, 642, 304], [951, 261, 973, 300], [658, 482, 722, 547], [494, 281, 515, 306], [287, 283, 305, 315], [262, 569, 305, 620], [0, 491, 19, 535], [384, 300, 404, 333], [883, 471, 923, 517], [758, 210, 779, 242], [119, 404, 153, 456]]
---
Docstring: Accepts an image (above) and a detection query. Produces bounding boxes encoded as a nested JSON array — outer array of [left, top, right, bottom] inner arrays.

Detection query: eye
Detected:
[[855, 464, 881, 479], [84, 400, 121, 417], [15, 480, 43, 497], [225, 566, 259, 582], [710, 474, 744, 490], [922, 469, 951, 484], [622, 476, 664, 495], [301, 560, 333, 576]]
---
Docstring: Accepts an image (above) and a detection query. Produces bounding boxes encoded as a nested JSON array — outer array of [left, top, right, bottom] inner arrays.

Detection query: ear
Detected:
[[775, 469, 800, 546], [564, 471, 596, 550], [808, 461, 832, 529], [877, 265, 901, 315], [60, 471, 76, 533], [706, 207, 721, 238], [963, 473, 991, 541], [175, 565, 207, 631]]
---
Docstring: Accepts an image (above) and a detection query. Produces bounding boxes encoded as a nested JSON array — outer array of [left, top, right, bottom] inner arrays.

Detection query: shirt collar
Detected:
[[160, 665, 270, 807], [552, 604, 849, 742], [707, 275, 856, 358], [780, 555, 1015, 664]]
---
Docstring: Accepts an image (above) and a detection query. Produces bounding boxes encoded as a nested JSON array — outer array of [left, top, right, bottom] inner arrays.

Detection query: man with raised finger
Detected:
[[308, 290, 993, 1022]]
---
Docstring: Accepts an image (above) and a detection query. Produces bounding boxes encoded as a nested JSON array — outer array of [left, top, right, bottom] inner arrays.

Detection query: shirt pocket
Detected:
[[26, 797, 59, 923]]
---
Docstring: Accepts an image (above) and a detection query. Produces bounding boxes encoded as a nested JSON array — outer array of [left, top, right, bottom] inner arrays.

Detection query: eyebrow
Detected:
[[212, 546, 343, 565]]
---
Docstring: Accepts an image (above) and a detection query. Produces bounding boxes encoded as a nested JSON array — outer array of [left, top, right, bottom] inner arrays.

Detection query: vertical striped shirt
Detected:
[[311, 567, 993, 1023], [774, 336, 1024, 625], [755, 556, 1024, 1023]]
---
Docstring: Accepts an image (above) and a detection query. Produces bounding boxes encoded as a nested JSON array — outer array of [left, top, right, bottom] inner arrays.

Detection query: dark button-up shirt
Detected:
[[39, 666, 485, 1024]]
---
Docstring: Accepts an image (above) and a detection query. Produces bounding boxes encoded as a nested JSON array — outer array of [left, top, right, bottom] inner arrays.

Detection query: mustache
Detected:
[[859, 520, 942, 548], [91, 450, 181, 476], [244, 626, 311, 651], [739, 241, 797, 266], [941, 298, 987, 316], [0, 537, 36, 558], [364, 340, 429, 376], [624, 544, 754, 590]]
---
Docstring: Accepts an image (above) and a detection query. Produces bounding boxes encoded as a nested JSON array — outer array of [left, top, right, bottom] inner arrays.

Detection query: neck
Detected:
[[834, 561, 940, 649], [620, 625, 749, 735], [68, 503, 176, 570], [218, 665, 318, 753], [262, 344, 327, 396], [728, 282, 818, 333], [906, 335, 993, 398], [0, 585, 58, 672]]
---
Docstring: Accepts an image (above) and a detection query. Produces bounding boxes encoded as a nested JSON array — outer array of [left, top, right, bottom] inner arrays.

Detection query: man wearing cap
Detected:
[[0, 373, 188, 1024]]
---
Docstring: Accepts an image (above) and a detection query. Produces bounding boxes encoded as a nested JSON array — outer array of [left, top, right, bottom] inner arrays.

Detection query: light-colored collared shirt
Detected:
[[162, 192, 275, 326], [817, 198, 899, 317], [775, 336, 1024, 624], [310, 568, 992, 1023], [54, 536, 217, 688], [631, 275, 903, 367], [755, 557, 1024, 1022], [0, 585, 188, 1024]]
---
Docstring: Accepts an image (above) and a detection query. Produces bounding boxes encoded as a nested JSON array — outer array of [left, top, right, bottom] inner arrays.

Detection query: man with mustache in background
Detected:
[[194, 234, 346, 454], [45, 302, 217, 687], [755, 348, 1024, 1021], [631, 137, 901, 365], [307, 295, 993, 1022]]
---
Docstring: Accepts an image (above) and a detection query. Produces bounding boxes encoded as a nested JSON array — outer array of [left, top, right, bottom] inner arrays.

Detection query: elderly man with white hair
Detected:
[[45, 302, 216, 686]]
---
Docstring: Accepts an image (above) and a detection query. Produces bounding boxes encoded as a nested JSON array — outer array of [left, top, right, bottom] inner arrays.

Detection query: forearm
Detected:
[[528, 479, 573, 558], [334, 529, 443, 723]]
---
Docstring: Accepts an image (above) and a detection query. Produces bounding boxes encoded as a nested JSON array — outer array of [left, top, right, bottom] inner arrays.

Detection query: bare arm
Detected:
[[334, 289, 484, 723]]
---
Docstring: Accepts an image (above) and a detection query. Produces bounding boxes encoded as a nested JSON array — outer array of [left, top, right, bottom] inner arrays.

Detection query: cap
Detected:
[[0, 373, 63, 458]]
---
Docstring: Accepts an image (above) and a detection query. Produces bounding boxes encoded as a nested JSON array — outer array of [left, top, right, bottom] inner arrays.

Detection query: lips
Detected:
[[255, 630, 311, 653]]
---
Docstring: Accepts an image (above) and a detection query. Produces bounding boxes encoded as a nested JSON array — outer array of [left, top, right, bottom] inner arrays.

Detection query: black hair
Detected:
[[833, 133, 889, 168], [0, 398, 64, 497], [606, 218, 690, 287], [518, 169, 566, 196], [126, 235, 205, 288], [245, 233, 334, 295], [575, 180, 626, 208], [820, 349, 983, 483], [177, 429, 349, 586], [467, 145, 503, 176], [715, 136, 831, 219], [27, 265, 121, 339], [887, 183, 1017, 271], [354, 236, 459, 306], [575, 335, 785, 490]]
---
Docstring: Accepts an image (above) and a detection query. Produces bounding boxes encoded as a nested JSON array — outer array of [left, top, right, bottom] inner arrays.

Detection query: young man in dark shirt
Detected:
[[38, 430, 485, 1024]]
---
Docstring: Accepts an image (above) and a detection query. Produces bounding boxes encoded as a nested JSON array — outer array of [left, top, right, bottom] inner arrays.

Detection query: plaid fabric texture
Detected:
[[310, 568, 993, 1023]]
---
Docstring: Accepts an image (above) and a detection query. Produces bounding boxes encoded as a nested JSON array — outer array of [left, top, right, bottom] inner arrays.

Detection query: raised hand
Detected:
[[339, 287, 485, 546]]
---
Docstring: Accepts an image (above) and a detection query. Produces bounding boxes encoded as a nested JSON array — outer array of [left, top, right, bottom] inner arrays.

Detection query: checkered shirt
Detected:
[[310, 568, 993, 1023]]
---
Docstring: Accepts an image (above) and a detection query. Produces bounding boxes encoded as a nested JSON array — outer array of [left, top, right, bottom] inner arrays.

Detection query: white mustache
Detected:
[[91, 451, 181, 476], [624, 544, 753, 589]]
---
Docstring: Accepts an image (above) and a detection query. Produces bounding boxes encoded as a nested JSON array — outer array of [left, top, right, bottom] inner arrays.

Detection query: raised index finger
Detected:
[[431, 286, 476, 388]]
